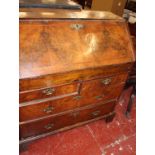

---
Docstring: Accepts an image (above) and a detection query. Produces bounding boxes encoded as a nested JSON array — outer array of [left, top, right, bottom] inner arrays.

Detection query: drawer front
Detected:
[[20, 95, 79, 122], [75, 101, 116, 123], [73, 73, 127, 107], [81, 73, 128, 90], [78, 84, 124, 107], [20, 112, 75, 139], [20, 101, 115, 139], [20, 82, 79, 103]]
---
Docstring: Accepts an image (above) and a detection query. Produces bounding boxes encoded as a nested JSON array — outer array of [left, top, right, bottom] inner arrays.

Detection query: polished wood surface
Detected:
[[19, 10, 135, 148], [20, 73, 127, 122], [20, 112, 115, 145], [20, 95, 79, 122], [19, 84, 122, 122], [19, 10, 122, 20], [20, 63, 132, 91], [20, 20, 134, 79], [80, 83, 125, 107], [20, 82, 79, 103], [20, 101, 115, 139]]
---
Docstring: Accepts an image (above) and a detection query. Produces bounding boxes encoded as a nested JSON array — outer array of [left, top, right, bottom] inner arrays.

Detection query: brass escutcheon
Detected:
[[42, 88, 55, 95], [101, 78, 112, 85], [44, 123, 54, 130], [70, 24, 84, 30], [92, 111, 101, 116], [43, 106, 54, 113]]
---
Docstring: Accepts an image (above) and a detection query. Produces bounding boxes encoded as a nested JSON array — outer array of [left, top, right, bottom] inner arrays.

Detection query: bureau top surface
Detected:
[[19, 9, 122, 20], [19, 10, 135, 79]]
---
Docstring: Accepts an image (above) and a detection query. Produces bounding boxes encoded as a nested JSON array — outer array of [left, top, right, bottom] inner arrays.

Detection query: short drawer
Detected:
[[68, 73, 127, 108], [20, 82, 80, 103], [78, 84, 124, 107], [81, 73, 128, 92], [20, 101, 115, 139]]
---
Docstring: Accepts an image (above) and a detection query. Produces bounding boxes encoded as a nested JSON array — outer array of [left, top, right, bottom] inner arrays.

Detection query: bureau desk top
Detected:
[[19, 11, 135, 146], [19, 9, 122, 20], [19, 10, 135, 80]]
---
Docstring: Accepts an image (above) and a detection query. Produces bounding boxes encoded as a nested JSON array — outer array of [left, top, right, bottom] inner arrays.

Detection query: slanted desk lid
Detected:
[[19, 10, 135, 79]]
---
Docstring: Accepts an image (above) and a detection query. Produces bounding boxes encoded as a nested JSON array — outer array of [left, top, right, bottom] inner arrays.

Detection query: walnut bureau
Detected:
[[19, 10, 135, 149]]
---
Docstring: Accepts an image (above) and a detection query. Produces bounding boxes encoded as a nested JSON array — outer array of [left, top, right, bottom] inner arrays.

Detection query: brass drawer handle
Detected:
[[92, 111, 101, 116], [43, 106, 54, 113], [42, 88, 55, 95], [44, 123, 54, 130], [101, 78, 112, 85], [70, 24, 84, 30]]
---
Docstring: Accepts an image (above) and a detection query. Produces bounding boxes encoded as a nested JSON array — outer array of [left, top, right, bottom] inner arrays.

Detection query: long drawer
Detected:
[[20, 83, 124, 122], [20, 101, 115, 139]]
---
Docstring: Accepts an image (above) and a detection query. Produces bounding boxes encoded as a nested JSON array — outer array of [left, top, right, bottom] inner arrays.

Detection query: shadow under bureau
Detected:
[[19, 10, 135, 150]]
